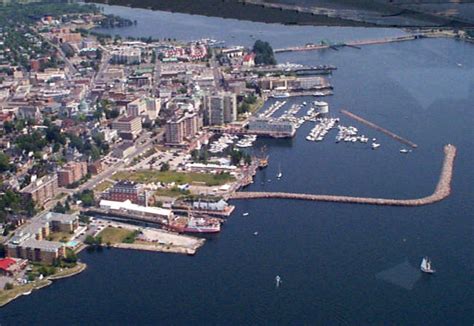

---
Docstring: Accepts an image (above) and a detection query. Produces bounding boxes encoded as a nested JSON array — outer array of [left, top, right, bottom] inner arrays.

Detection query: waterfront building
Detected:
[[99, 199, 173, 221], [20, 174, 59, 206], [57, 161, 88, 187], [112, 116, 142, 139], [247, 118, 295, 137]]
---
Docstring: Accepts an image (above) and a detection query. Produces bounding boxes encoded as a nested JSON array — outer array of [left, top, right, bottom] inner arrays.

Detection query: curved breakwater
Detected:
[[230, 144, 456, 207]]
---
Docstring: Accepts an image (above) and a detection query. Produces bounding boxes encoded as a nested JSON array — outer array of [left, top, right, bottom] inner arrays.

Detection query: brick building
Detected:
[[57, 161, 88, 187]]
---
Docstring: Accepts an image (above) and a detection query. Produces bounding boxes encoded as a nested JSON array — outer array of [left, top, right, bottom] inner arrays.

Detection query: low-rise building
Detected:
[[112, 141, 136, 159], [247, 118, 295, 138]]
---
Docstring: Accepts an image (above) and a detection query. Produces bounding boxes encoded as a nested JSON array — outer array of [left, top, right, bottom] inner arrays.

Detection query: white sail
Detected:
[[420, 258, 428, 270]]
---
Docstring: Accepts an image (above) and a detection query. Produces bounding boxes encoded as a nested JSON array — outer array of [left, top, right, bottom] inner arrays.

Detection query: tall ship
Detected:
[[420, 257, 435, 274]]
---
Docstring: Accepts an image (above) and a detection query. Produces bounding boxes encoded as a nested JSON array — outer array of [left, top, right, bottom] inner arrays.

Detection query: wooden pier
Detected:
[[341, 110, 418, 148], [229, 144, 456, 207]]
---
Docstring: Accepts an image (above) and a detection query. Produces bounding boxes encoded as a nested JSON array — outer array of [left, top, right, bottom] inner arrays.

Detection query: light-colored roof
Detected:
[[100, 199, 172, 218]]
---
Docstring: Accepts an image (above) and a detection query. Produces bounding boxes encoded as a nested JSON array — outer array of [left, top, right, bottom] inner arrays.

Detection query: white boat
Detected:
[[275, 275, 282, 287], [420, 257, 435, 274], [371, 143, 381, 149], [276, 164, 282, 179], [400, 149, 410, 153], [254, 231, 259, 236], [272, 92, 290, 99], [242, 212, 249, 216]]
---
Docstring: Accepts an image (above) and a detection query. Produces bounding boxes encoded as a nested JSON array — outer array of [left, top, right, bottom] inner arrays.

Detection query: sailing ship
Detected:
[[276, 164, 282, 179], [275, 275, 282, 287], [420, 257, 435, 274]]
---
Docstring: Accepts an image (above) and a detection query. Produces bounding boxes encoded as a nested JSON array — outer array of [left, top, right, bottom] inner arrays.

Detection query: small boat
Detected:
[[420, 257, 435, 274], [254, 231, 259, 236], [275, 275, 282, 287], [400, 149, 410, 154], [276, 164, 282, 179], [242, 212, 249, 216], [371, 143, 381, 150]]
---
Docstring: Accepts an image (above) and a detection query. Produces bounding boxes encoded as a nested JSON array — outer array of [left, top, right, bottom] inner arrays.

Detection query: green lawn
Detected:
[[112, 170, 235, 186], [98, 227, 136, 244], [154, 187, 189, 198], [48, 231, 73, 243], [95, 180, 113, 193]]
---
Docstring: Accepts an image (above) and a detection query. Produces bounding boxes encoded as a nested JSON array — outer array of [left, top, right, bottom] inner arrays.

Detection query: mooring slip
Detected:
[[229, 145, 456, 207], [340, 109, 418, 148]]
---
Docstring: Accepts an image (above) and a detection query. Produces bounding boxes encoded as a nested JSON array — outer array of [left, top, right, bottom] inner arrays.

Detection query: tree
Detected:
[[252, 40, 276, 65], [0, 152, 11, 172], [160, 162, 170, 172], [4, 283, 13, 290]]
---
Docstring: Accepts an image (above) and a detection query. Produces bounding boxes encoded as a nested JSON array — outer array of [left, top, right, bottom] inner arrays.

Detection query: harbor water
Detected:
[[1, 4, 473, 325]]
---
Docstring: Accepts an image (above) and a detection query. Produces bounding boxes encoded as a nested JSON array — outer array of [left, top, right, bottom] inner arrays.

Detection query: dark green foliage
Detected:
[[252, 40, 276, 65]]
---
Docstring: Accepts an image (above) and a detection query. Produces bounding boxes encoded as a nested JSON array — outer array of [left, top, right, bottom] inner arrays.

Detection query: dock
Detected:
[[340, 109, 418, 148], [229, 144, 456, 207], [274, 35, 421, 53]]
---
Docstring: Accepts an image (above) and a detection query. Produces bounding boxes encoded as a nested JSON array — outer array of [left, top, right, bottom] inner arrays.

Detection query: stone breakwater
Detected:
[[230, 145, 456, 207]]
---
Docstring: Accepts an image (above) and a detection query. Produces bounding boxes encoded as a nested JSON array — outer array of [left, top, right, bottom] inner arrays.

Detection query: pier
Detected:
[[229, 144, 456, 207], [274, 35, 420, 53], [341, 109, 418, 148]]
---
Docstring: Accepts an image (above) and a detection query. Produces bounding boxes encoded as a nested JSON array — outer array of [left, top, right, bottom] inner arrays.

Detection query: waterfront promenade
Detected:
[[230, 144, 456, 206]]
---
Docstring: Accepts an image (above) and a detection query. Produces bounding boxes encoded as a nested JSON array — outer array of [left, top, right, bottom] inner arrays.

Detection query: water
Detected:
[[2, 5, 473, 325]]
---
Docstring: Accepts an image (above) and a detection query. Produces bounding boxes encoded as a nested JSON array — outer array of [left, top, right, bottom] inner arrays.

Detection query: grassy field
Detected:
[[94, 180, 113, 193], [112, 170, 235, 186], [98, 227, 136, 244], [154, 188, 189, 198]]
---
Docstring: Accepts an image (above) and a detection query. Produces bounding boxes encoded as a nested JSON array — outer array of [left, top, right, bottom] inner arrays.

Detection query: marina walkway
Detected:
[[229, 144, 456, 207]]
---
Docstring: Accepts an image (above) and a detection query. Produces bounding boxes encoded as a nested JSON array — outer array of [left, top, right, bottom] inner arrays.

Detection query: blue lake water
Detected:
[[1, 4, 473, 325]]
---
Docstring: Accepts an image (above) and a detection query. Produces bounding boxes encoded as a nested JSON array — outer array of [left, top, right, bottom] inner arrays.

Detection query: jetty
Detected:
[[274, 35, 421, 53], [341, 109, 418, 148], [229, 144, 456, 207]]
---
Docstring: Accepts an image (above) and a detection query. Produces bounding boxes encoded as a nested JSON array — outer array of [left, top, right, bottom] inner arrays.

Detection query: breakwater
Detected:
[[229, 144, 456, 206], [341, 109, 418, 148]]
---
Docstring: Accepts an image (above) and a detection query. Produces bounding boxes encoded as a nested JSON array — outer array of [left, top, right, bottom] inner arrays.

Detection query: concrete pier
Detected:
[[229, 144, 456, 207]]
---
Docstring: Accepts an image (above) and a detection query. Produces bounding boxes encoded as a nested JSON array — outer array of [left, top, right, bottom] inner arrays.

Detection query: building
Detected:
[[102, 180, 147, 206], [45, 212, 79, 233], [203, 92, 237, 126], [112, 141, 136, 159], [100, 199, 173, 221], [57, 161, 88, 187], [7, 239, 65, 264], [5, 211, 78, 264], [247, 118, 295, 138], [192, 199, 229, 211], [112, 116, 142, 139], [165, 112, 200, 145], [20, 174, 59, 206], [242, 53, 256, 67], [127, 97, 160, 121], [87, 160, 103, 175], [111, 47, 141, 65], [0, 258, 27, 276]]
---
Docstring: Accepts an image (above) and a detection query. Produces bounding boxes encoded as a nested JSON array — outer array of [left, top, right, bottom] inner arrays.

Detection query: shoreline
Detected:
[[0, 262, 87, 308]]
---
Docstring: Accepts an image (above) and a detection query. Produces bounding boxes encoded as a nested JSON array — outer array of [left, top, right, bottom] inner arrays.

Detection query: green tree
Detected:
[[160, 162, 170, 172], [4, 282, 13, 290], [0, 152, 11, 172], [252, 40, 276, 65]]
